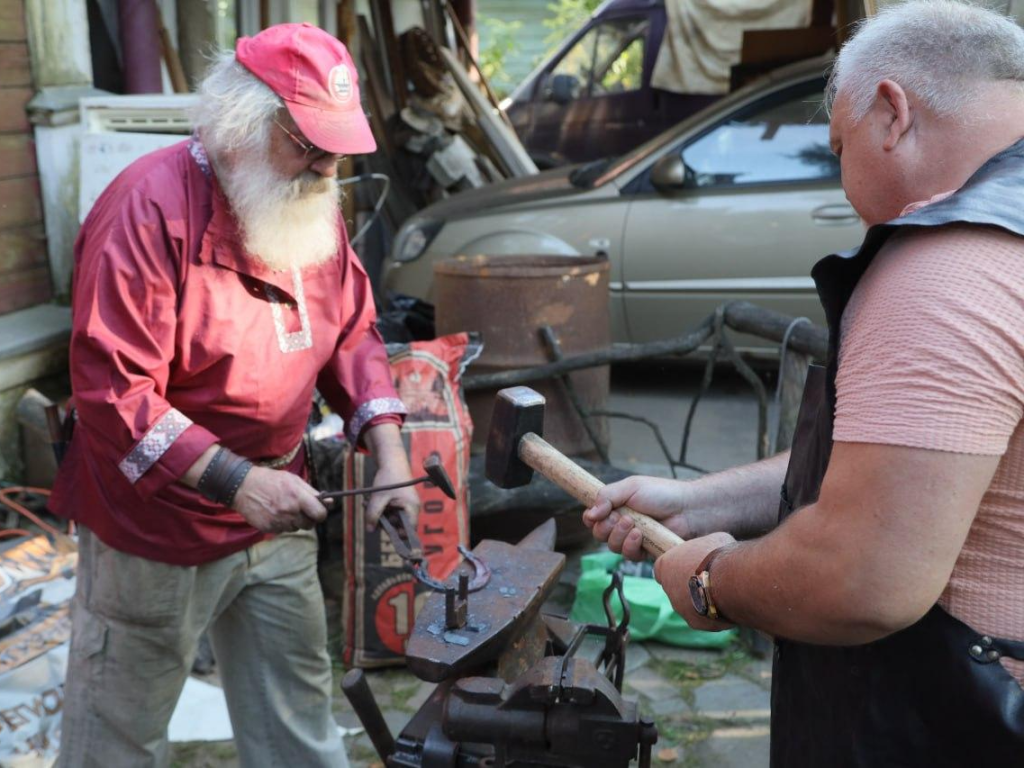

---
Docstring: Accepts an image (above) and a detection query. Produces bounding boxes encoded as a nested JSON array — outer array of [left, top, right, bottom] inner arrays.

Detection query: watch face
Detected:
[[688, 575, 709, 616]]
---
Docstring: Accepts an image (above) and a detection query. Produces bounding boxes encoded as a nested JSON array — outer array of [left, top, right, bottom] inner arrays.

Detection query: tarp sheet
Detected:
[[652, 0, 812, 94]]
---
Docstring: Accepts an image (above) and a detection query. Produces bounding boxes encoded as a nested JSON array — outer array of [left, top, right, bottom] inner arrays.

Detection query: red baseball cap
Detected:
[[236, 23, 376, 155]]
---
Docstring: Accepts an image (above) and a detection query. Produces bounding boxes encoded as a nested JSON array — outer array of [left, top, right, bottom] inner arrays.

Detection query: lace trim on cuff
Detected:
[[346, 398, 408, 445], [118, 409, 193, 484]]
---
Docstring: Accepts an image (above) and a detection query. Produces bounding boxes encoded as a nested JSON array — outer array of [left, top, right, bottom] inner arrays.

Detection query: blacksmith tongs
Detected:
[[320, 453, 489, 592]]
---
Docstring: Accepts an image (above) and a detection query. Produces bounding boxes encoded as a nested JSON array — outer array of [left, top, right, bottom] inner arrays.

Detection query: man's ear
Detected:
[[876, 79, 912, 152]]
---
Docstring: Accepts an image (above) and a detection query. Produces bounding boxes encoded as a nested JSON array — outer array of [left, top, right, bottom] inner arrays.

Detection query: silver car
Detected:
[[384, 56, 862, 346]]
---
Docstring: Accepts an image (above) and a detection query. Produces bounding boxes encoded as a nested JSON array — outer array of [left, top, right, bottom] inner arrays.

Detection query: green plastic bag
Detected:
[[569, 551, 737, 649]]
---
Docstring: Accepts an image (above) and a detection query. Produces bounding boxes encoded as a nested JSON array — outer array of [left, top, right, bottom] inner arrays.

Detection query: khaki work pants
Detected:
[[57, 527, 348, 768]]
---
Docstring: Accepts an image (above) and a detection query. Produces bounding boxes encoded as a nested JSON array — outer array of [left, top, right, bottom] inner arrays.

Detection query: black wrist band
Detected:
[[197, 447, 227, 500], [197, 447, 251, 506], [221, 460, 254, 507]]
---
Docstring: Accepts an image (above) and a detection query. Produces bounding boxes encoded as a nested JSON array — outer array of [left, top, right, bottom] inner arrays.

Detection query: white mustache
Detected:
[[220, 156, 340, 271]]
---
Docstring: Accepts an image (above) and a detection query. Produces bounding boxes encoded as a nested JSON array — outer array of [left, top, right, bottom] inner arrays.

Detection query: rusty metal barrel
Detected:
[[434, 254, 610, 458]]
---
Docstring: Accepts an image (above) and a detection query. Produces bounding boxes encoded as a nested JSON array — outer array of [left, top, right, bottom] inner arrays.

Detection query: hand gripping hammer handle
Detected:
[[518, 432, 684, 559]]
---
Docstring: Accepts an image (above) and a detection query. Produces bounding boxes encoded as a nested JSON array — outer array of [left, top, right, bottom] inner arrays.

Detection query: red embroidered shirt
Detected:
[[49, 139, 405, 565]]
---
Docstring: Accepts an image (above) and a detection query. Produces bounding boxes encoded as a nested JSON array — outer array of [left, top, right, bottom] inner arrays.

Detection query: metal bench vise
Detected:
[[342, 518, 658, 768]]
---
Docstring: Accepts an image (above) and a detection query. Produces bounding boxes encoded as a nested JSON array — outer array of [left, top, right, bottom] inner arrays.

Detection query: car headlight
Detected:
[[392, 220, 443, 263]]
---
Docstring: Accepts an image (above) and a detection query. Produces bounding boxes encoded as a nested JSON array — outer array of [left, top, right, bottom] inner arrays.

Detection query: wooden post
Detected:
[[156, 2, 188, 94], [177, 0, 215, 87], [337, 0, 357, 240], [443, 0, 515, 129], [370, 0, 406, 111]]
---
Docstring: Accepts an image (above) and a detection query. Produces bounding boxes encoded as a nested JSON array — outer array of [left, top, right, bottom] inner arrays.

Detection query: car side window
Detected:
[[681, 87, 839, 187], [549, 17, 648, 100]]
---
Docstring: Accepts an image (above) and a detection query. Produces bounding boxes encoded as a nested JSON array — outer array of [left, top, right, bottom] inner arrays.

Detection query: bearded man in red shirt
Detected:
[[49, 24, 417, 767]]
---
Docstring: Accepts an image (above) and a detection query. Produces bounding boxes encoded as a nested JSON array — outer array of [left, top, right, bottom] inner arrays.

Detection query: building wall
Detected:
[[0, 0, 50, 316], [477, 0, 555, 94]]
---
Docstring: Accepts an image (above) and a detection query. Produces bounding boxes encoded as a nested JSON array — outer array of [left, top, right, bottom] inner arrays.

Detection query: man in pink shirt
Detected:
[[586, 2, 1024, 765], [50, 24, 417, 767]]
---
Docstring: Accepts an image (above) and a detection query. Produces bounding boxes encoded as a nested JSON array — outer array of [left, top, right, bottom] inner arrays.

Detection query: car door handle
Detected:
[[812, 204, 860, 225]]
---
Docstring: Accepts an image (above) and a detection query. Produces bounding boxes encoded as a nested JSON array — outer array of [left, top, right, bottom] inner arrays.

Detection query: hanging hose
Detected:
[[0, 486, 70, 539], [337, 173, 391, 247]]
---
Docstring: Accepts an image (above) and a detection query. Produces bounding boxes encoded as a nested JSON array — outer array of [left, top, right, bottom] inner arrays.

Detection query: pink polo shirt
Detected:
[[49, 140, 405, 565], [835, 201, 1024, 685]]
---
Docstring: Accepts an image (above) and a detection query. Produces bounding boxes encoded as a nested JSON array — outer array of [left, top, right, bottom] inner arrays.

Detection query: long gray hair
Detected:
[[191, 52, 282, 156], [828, 0, 1024, 122]]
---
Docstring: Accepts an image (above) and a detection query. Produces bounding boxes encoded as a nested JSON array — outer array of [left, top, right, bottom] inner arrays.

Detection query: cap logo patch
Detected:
[[329, 64, 354, 104]]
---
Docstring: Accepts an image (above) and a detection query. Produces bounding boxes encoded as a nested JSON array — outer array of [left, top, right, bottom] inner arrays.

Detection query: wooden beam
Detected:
[[336, 0, 356, 45], [156, 3, 189, 94], [357, 14, 396, 156], [337, 1, 358, 240], [370, 0, 406, 110], [442, 0, 515, 130]]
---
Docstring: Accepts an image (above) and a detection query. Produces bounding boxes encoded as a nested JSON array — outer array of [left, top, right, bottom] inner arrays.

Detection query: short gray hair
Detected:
[[191, 52, 283, 155], [828, 0, 1024, 122]]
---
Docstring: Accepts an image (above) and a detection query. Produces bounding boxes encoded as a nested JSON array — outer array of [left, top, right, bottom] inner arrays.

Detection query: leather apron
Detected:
[[770, 140, 1024, 767]]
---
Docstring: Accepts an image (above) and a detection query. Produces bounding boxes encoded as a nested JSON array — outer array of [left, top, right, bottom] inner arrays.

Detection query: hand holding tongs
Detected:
[[318, 453, 456, 503], [319, 453, 490, 592]]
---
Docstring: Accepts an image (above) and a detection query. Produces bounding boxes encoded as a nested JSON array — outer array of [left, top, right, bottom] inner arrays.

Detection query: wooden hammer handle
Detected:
[[519, 432, 684, 559]]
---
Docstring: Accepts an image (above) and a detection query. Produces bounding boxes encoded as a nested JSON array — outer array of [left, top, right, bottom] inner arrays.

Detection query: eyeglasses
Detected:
[[274, 118, 335, 161]]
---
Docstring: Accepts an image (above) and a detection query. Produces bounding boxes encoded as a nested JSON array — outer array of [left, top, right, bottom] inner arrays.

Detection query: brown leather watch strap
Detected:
[[695, 546, 730, 623]]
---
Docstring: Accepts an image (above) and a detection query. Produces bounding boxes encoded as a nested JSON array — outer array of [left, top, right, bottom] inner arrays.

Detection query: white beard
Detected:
[[219, 152, 340, 271]]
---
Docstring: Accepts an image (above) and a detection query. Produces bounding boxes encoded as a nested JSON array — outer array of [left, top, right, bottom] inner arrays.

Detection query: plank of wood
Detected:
[[0, 42, 31, 88], [0, 223, 47, 274], [0, 263, 52, 315], [356, 14, 396, 157], [0, 134, 37, 178], [0, 88, 32, 133], [0, 176, 43, 229], [336, 0, 356, 44], [0, 3, 26, 43], [370, 0, 406, 111]]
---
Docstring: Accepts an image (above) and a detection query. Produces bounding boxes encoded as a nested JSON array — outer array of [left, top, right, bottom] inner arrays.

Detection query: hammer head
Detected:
[[423, 453, 457, 500], [485, 387, 546, 489]]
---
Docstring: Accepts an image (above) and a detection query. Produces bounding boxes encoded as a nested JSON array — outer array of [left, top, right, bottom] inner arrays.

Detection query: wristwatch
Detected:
[[688, 547, 728, 622]]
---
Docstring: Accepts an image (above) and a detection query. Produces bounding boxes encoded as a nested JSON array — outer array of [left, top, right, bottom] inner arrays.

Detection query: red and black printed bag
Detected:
[[342, 333, 477, 668]]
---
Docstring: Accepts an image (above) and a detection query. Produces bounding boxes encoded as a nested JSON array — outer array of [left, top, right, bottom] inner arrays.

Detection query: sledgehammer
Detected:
[[485, 386, 684, 559]]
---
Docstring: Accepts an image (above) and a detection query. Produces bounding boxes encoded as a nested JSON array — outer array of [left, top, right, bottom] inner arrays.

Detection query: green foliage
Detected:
[[479, 17, 524, 99], [544, 0, 605, 49]]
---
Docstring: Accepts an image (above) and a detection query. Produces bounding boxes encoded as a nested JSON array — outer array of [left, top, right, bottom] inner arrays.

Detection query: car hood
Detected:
[[419, 166, 589, 222]]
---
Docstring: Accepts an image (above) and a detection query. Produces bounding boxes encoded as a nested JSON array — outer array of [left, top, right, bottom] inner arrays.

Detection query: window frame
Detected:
[[545, 14, 650, 102], [677, 80, 838, 191], [624, 77, 838, 196]]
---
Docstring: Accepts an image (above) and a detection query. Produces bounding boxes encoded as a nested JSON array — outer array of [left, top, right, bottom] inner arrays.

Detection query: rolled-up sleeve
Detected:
[[71, 192, 218, 498], [316, 236, 406, 446]]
